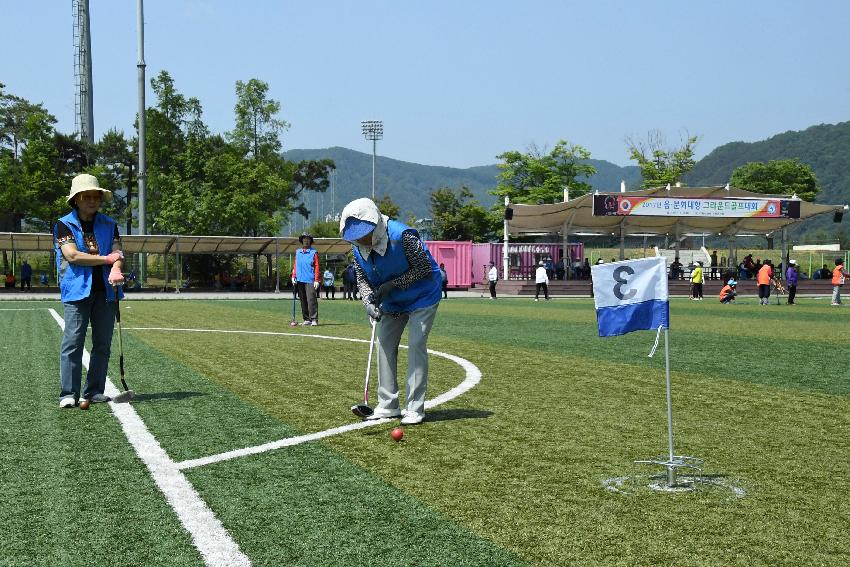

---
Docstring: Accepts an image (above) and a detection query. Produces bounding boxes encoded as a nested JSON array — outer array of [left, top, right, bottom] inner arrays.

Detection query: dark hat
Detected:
[[299, 232, 314, 245]]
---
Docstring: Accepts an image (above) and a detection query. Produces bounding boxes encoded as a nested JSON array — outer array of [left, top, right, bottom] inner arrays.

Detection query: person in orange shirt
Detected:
[[757, 259, 775, 306], [831, 258, 849, 306], [719, 279, 737, 304]]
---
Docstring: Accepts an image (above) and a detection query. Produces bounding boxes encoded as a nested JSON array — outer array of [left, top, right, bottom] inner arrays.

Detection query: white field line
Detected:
[[122, 326, 482, 471], [47, 309, 251, 567]]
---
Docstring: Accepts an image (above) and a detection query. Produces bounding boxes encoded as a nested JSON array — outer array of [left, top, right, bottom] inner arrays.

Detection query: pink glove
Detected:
[[108, 265, 125, 285], [104, 251, 124, 265]]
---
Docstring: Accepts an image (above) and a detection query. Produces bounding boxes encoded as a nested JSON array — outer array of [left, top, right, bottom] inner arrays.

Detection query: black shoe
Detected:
[[90, 394, 112, 403]]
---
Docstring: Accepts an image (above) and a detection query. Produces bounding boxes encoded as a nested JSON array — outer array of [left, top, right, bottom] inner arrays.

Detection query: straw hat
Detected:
[[67, 174, 113, 205]]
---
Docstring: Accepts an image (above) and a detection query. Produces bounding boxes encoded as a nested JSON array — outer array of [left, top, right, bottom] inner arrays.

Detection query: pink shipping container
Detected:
[[424, 241, 473, 288], [471, 242, 584, 282]]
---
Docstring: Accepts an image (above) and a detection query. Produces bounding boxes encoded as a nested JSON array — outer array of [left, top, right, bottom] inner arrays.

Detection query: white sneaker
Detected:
[[364, 407, 402, 420], [300, 320, 312, 326], [59, 396, 76, 409], [311, 321, 319, 326], [400, 411, 424, 425]]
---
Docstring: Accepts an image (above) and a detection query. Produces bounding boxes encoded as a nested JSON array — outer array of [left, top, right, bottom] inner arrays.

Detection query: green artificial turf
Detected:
[[2, 297, 850, 566]]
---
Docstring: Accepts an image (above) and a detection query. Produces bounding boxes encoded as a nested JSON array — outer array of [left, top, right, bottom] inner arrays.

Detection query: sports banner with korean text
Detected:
[[592, 195, 801, 219], [591, 257, 669, 337]]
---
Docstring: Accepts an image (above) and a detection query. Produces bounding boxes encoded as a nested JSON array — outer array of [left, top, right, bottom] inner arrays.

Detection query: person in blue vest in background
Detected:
[[291, 232, 320, 325], [53, 173, 125, 408], [340, 197, 442, 425]]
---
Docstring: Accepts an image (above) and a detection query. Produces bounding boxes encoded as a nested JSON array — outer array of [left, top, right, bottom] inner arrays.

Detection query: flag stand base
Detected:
[[633, 455, 704, 489]]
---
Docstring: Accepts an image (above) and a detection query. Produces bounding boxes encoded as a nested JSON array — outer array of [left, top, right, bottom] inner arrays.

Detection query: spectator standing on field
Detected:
[[831, 258, 849, 306], [322, 267, 336, 299], [439, 263, 448, 299], [343, 262, 357, 300], [20, 260, 32, 291], [340, 197, 442, 426], [487, 262, 498, 299], [534, 260, 550, 301], [786, 259, 799, 305], [691, 261, 704, 300], [53, 173, 125, 408], [291, 233, 320, 325], [757, 259, 775, 306], [710, 250, 719, 280]]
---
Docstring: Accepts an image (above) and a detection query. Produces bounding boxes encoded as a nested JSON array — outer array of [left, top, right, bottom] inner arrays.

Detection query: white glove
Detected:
[[313, 281, 319, 290], [365, 303, 382, 322]]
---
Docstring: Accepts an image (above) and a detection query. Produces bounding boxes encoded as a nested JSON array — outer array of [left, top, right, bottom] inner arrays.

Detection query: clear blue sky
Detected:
[[3, 0, 849, 170]]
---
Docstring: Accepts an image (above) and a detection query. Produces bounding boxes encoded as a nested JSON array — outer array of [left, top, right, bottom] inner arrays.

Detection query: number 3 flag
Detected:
[[591, 257, 669, 337]]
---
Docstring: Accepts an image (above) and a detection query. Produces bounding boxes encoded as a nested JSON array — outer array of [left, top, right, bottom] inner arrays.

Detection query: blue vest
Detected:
[[295, 248, 318, 283], [54, 210, 122, 303], [353, 220, 442, 313]]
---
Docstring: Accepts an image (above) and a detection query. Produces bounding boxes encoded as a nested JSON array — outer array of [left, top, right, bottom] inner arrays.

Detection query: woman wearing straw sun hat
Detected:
[[53, 173, 125, 409]]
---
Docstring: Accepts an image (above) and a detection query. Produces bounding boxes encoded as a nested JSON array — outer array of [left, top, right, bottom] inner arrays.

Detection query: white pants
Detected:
[[375, 303, 439, 416]]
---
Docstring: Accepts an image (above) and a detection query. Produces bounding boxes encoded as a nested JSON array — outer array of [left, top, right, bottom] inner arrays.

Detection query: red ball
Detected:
[[79, 399, 90, 410], [391, 427, 404, 442]]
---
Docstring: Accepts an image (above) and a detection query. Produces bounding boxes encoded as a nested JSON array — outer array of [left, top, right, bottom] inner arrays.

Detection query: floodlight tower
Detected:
[[361, 120, 383, 200], [72, 0, 94, 143]]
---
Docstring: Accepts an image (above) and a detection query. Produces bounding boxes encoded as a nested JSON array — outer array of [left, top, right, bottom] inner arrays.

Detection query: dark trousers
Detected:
[[21, 277, 31, 291], [787, 285, 797, 304], [758, 284, 771, 300], [442, 281, 448, 299], [692, 282, 703, 299], [489, 281, 497, 298], [343, 281, 354, 300], [535, 282, 549, 300]]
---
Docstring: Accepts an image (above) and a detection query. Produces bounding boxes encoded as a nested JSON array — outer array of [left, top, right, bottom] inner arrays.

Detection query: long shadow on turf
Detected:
[[131, 391, 206, 403], [425, 408, 493, 422]]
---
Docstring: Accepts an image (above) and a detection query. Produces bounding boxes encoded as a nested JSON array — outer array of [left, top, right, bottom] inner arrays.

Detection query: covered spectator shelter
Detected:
[[503, 185, 847, 275], [0, 234, 353, 291]]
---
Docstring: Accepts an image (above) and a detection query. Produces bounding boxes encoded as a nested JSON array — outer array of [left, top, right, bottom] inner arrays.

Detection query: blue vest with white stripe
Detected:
[[54, 210, 121, 303], [353, 220, 442, 313]]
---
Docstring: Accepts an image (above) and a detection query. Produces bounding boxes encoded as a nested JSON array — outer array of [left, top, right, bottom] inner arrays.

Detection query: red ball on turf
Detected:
[[79, 399, 90, 410], [391, 427, 404, 442]]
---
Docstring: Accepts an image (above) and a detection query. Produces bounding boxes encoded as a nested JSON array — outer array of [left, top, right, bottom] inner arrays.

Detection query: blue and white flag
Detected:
[[591, 257, 669, 337]]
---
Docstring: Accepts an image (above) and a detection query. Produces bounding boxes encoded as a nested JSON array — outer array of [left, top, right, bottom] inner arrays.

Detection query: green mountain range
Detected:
[[283, 147, 641, 222], [286, 121, 850, 241], [684, 121, 850, 238]]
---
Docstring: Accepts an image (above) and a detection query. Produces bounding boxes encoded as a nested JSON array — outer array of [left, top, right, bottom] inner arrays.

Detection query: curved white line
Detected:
[[47, 310, 250, 567], [123, 327, 481, 470]]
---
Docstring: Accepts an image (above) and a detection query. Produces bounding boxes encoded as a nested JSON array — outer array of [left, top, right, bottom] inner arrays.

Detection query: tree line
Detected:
[[1, 78, 820, 247]]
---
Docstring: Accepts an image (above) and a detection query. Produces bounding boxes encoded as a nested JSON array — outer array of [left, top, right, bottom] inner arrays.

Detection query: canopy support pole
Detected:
[[503, 196, 510, 280], [619, 221, 626, 261], [274, 238, 280, 293]]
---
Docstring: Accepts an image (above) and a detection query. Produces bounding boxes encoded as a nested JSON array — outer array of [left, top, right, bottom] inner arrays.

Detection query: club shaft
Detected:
[[363, 321, 377, 403]]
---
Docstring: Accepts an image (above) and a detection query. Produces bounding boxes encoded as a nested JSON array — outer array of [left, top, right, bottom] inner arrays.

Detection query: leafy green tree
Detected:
[[627, 131, 698, 188], [730, 159, 819, 202], [307, 219, 340, 238], [0, 84, 69, 233], [230, 79, 290, 160], [429, 186, 495, 241], [375, 194, 400, 219], [492, 140, 596, 206], [96, 129, 136, 233]]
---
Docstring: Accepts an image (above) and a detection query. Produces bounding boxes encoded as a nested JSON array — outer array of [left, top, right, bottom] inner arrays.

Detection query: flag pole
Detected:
[[664, 327, 676, 485]]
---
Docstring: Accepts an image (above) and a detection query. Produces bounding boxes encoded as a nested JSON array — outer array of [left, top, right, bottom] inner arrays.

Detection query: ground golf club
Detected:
[[351, 319, 377, 418], [112, 286, 136, 403]]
